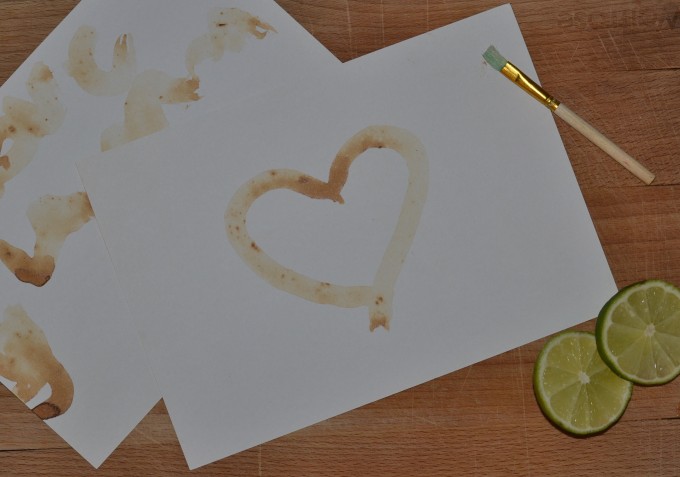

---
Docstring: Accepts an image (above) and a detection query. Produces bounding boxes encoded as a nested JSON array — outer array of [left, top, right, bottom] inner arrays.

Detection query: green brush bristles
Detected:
[[482, 45, 507, 71]]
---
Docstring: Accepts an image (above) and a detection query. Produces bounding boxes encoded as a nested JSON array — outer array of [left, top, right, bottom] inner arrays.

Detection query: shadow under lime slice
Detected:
[[596, 279, 680, 385], [533, 331, 633, 435]]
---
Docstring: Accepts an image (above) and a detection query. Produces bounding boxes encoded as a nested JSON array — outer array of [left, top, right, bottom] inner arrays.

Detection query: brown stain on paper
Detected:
[[0, 63, 65, 198], [66, 9, 274, 151], [186, 7, 277, 76], [67, 25, 137, 96], [0, 192, 94, 286], [100, 71, 200, 151], [0, 305, 74, 419], [226, 125, 429, 331]]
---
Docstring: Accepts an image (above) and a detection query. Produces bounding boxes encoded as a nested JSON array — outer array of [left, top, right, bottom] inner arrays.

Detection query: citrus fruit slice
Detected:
[[596, 279, 680, 385], [533, 331, 633, 435]]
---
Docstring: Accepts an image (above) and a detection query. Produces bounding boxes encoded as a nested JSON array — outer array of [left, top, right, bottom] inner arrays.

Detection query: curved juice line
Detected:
[[100, 70, 200, 151], [186, 7, 277, 76], [344, 127, 429, 330], [79, 8, 273, 151], [227, 169, 375, 308], [0, 192, 94, 286], [0, 305, 74, 420], [0, 63, 65, 198], [31, 352, 74, 420], [67, 25, 137, 96], [225, 125, 429, 331]]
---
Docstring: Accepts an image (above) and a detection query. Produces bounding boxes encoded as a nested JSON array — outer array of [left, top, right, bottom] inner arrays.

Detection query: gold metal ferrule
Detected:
[[500, 62, 560, 111]]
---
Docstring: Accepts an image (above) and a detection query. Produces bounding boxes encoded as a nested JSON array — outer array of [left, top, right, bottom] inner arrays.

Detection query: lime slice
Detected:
[[596, 279, 680, 385], [533, 331, 633, 435]]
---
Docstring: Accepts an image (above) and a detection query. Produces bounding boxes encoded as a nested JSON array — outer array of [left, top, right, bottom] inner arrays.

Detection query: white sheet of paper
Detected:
[[0, 0, 337, 467], [78, 4, 616, 469]]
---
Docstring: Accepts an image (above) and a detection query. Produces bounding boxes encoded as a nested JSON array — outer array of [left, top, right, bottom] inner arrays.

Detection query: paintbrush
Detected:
[[482, 45, 655, 185]]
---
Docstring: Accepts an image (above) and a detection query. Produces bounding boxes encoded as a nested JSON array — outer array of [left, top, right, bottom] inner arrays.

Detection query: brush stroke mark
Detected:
[[100, 70, 199, 151], [0, 305, 74, 419], [226, 125, 429, 331], [186, 7, 277, 76], [67, 25, 137, 96], [0, 63, 65, 198], [101, 8, 273, 151], [0, 192, 94, 287]]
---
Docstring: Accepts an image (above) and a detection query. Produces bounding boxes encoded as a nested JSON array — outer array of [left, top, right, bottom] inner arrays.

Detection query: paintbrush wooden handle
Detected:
[[554, 104, 655, 185]]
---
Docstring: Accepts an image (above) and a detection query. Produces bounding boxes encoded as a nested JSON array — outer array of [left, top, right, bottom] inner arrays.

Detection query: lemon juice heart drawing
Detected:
[[225, 125, 429, 331]]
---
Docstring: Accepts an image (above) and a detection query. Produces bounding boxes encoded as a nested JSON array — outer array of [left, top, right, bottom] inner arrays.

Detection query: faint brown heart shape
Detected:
[[225, 125, 429, 331]]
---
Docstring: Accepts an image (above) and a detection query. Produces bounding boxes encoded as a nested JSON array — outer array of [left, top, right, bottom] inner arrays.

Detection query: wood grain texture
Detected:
[[1, 0, 680, 474]]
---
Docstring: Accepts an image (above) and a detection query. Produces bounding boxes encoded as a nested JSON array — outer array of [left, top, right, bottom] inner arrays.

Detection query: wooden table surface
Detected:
[[1, 0, 679, 475]]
